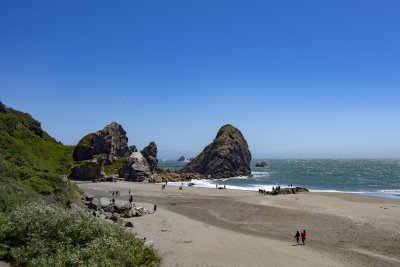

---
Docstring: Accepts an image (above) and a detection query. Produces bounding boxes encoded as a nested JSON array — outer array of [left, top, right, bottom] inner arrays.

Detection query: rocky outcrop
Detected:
[[118, 152, 152, 182], [181, 124, 252, 178], [69, 159, 104, 180], [259, 187, 309, 196], [150, 168, 205, 183], [72, 122, 130, 163], [84, 197, 150, 223], [255, 161, 269, 168], [141, 142, 161, 173], [177, 156, 186, 162]]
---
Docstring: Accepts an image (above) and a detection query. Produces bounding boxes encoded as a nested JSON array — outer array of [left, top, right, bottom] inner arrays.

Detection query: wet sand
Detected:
[[78, 181, 400, 267]]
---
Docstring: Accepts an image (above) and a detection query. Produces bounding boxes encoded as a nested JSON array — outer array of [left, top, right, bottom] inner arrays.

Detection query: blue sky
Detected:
[[1, 0, 399, 158]]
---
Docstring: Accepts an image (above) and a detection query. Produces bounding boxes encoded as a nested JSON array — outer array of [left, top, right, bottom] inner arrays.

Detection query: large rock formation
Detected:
[[72, 122, 130, 163], [140, 141, 160, 173], [181, 124, 252, 178], [118, 152, 152, 182], [69, 159, 104, 180]]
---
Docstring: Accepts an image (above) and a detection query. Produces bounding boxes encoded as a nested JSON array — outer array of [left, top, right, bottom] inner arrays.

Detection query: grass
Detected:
[[104, 157, 127, 175]]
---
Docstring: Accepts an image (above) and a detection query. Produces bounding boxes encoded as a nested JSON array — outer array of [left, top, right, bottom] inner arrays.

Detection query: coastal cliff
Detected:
[[181, 124, 252, 178]]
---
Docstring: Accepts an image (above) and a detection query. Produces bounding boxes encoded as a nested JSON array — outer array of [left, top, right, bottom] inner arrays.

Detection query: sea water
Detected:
[[159, 159, 400, 199]]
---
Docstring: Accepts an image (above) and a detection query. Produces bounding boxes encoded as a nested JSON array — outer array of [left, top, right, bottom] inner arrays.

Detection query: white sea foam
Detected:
[[310, 189, 400, 199], [377, 189, 400, 193], [160, 179, 287, 191]]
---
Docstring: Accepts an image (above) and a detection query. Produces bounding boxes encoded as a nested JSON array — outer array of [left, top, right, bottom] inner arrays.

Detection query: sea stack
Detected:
[[72, 122, 130, 163], [181, 124, 252, 178], [141, 141, 161, 173]]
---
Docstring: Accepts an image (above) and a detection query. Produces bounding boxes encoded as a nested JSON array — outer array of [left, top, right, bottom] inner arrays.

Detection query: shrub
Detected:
[[0, 201, 161, 266]]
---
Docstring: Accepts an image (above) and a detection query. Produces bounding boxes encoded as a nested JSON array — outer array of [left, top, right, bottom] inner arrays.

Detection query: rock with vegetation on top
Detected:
[[141, 141, 161, 173], [72, 122, 130, 163], [150, 168, 205, 183], [69, 159, 104, 180], [255, 161, 269, 168], [181, 124, 252, 179], [118, 152, 152, 182]]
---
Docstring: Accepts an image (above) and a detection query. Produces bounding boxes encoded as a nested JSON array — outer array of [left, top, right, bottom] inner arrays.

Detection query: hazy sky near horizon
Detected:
[[1, 0, 400, 158]]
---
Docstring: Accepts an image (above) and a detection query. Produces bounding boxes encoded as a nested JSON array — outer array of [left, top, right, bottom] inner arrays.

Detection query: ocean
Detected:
[[159, 159, 400, 199]]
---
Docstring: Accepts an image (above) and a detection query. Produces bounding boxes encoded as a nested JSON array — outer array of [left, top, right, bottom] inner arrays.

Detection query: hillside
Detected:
[[0, 101, 77, 209], [0, 101, 161, 266]]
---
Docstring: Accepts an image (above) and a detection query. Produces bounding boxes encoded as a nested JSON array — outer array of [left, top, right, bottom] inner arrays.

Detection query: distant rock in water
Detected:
[[177, 156, 186, 162], [141, 141, 161, 173], [72, 122, 130, 163], [181, 124, 252, 178], [69, 159, 104, 180], [118, 152, 152, 182], [255, 161, 269, 168]]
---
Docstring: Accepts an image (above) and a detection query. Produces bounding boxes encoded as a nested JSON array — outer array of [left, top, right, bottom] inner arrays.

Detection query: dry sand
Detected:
[[79, 182, 400, 267]]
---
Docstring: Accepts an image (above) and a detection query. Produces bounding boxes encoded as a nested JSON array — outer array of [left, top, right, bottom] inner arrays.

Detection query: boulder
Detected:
[[125, 221, 134, 228], [69, 159, 104, 180], [141, 141, 161, 173], [110, 213, 120, 222], [88, 197, 101, 210], [104, 202, 132, 214], [85, 195, 94, 202], [72, 122, 130, 163], [255, 161, 269, 168], [118, 152, 152, 182], [181, 124, 252, 178], [177, 156, 186, 162]]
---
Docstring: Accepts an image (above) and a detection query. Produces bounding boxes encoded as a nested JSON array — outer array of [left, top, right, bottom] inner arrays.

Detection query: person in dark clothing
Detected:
[[294, 231, 300, 245], [301, 230, 307, 245], [153, 204, 157, 213]]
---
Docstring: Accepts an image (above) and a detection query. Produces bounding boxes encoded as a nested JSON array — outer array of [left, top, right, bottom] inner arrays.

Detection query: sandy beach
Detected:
[[78, 182, 400, 267]]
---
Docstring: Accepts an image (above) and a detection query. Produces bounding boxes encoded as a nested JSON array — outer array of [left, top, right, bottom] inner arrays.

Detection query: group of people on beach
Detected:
[[294, 230, 307, 245]]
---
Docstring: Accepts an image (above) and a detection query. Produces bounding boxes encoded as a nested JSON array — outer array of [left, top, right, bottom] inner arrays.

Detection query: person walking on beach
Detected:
[[294, 231, 300, 245], [301, 230, 307, 245]]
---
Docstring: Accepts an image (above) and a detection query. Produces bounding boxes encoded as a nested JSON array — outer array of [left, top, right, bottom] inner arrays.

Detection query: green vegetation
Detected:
[[0, 101, 161, 266], [0, 202, 161, 267], [104, 157, 127, 175], [0, 103, 76, 209]]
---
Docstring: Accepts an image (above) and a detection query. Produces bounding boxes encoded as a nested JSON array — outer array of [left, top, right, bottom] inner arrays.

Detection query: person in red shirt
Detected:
[[301, 230, 307, 245]]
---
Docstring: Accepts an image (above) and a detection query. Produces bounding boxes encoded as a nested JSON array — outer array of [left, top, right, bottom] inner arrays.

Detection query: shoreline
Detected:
[[78, 181, 400, 267], [157, 178, 400, 200]]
